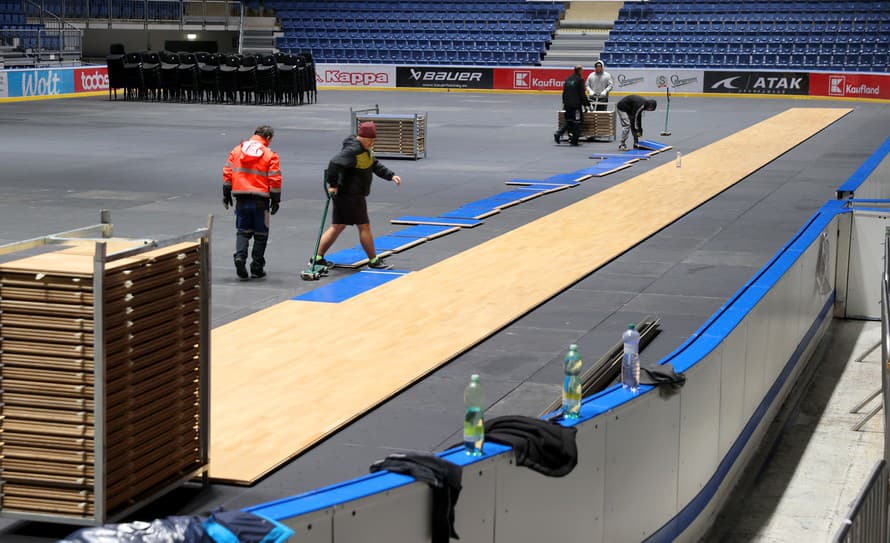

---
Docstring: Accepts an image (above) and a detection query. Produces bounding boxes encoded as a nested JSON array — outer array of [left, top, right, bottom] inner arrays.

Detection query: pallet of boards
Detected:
[[0, 233, 210, 525], [355, 113, 427, 159], [558, 109, 616, 141]]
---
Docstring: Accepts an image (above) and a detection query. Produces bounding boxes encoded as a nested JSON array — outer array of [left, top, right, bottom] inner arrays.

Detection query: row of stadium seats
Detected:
[[275, 1, 562, 14], [604, 0, 889, 72], [285, 28, 553, 40], [291, 48, 541, 66], [280, 18, 556, 32], [278, 37, 548, 53], [0, 12, 24, 24], [39, 0, 181, 19]]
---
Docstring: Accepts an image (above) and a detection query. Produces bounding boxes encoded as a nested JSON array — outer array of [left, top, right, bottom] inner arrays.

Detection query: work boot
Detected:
[[553, 132, 561, 145], [234, 258, 249, 281], [367, 258, 392, 270], [618, 143, 628, 151], [250, 264, 266, 279], [310, 256, 334, 268]]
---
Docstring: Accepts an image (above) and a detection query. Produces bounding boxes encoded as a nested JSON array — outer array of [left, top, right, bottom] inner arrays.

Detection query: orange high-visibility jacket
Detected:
[[223, 135, 282, 199]]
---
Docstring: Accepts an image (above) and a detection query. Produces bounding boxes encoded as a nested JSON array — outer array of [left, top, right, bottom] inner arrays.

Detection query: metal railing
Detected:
[[834, 461, 890, 543], [33, 0, 244, 30]]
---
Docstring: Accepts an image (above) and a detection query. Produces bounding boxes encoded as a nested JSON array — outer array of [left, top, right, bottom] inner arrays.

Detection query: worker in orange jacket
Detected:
[[223, 125, 282, 280]]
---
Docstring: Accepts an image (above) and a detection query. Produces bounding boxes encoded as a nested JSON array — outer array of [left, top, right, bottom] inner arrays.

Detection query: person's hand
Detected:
[[270, 201, 280, 215], [392, 175, 402, 186], [223, 195, 233, 209], [328, 186, 338, 196]]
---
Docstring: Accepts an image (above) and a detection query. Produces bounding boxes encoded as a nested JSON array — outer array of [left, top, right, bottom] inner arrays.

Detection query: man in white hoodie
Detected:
[[585, 60, 613, 112]]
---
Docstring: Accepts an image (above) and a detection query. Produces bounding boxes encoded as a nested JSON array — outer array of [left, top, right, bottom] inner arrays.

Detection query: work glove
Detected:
[[223, 185, 233, 209], [270, 193, 280, 215], [270, 201, 279, 215]]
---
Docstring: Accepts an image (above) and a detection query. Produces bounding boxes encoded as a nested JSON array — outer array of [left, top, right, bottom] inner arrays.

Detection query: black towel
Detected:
[[484, 415, 578, 477], [640, 362, 686, 396], [370, 452, 462, 543]]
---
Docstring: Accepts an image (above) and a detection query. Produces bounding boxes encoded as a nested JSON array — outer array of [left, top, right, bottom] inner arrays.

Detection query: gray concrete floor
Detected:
[[0, 91, 888, 541]]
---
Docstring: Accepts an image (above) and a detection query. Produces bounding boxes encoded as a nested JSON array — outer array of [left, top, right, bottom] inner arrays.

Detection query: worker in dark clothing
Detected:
[[313, 121, 402, 269], [554, 65, 587, 146], [616, 94, 657, 151], [222, 125, 282, 281]]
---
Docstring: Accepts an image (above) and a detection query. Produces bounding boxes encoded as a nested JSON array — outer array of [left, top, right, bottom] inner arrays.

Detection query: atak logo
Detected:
[[319, 69, 389, 85], [514, 71, 530, 88], [409, 69, 482, 83], [616, 74, 644, 87], [710, 76, 741, 90]]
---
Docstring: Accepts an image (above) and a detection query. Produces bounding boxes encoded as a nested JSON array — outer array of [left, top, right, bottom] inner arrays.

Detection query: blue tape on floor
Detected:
[[392, 216, 483, 228], [388, 225, 459, 239], [293, 270, 409, 303]]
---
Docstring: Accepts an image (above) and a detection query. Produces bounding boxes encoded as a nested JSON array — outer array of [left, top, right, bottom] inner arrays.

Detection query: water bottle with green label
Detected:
[[562, 344, 583, 419], [464, 374, 485, 456]]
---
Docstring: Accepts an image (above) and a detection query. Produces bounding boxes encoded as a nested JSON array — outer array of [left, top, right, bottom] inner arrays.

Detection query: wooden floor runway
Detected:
[[210, 108, 850, 484]]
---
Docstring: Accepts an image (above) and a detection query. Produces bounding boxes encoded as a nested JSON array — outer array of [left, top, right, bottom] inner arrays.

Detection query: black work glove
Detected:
[[223, 185, 233, 209], [270, 193, 280, 215]]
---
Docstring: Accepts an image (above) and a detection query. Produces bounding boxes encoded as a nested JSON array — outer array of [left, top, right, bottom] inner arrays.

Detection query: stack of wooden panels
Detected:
[[558, 110, 616, 141], [356, 113, 427, 159], [0, 241, 205, 521]]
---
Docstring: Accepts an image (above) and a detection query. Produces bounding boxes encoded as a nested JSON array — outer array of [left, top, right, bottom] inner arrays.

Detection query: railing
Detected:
[[32, 0, 243, 30], [834, 461, 890, 543], [0, 28, 82, 61]]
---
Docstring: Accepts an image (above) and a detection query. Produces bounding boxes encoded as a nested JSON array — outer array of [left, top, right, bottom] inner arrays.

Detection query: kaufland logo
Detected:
[[532, 77, 563, 89], [829, 75, 880, 97], [514, 71, 530, 88]]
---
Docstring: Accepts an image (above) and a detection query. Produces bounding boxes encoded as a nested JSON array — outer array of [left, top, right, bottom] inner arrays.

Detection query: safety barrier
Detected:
[[833, 461, 889, 543], [0, 64, 106, 99]]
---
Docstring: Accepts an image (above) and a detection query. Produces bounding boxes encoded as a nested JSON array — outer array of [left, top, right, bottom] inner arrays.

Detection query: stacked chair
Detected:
[[104, 46, 317, 106]]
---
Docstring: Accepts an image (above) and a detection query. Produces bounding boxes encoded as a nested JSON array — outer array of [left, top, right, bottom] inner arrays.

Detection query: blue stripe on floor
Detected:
[[293, 270, 410, 303]]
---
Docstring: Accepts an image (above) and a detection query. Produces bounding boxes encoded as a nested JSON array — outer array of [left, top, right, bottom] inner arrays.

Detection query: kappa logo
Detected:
[[514, 71, 530, 88], [710, 76, 741, 90], [321, 69, 389, 85], [829, 75, 846, 96]]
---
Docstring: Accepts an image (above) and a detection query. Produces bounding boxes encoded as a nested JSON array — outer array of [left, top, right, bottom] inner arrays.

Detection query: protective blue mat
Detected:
[[544, 172, 592, 183], [391, 216, 483, 228], [372, 235, 426, 252], [589, 149, 654, 159], [440, 204, 502, 220], [507, 180, 580, 189], [388, 224, 459, 240], [327, 247, 393, 268], [637, 139, 673, 152], [293, 269, 410, 303]]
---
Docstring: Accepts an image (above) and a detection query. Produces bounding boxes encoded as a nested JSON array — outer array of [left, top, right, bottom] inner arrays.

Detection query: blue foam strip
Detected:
[[292, 270, 408, 303], [392, 216, 482, 228], [638, 139, 671, 150], [388, 225, 456, 239], [440, 205, 499, 219], [544, 172, 589, 183], [372, 235, 424, 252], [326, 247, 373, 266]]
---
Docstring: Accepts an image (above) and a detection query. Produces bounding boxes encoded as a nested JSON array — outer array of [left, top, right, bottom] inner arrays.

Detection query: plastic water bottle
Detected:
[[676, 151, 682, 168], [464, 374, 485, 456], [622, 324, 640, 392], [562, 344, 583, 419]]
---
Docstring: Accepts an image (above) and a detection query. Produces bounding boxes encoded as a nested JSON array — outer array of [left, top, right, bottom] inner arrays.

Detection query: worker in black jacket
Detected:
[[616, 94, 657, 151], [554, 65, 587, 146], [313, 121, 402, 269]]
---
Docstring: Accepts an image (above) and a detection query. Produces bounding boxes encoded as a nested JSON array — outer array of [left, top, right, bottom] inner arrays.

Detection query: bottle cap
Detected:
[[569, 343, 578, 351], [628, 324, 635, 330], [470, 374, 480, 382]]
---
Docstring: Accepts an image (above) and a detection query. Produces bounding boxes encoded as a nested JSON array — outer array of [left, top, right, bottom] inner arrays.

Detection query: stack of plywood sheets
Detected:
[[0, 241, 206, 521], [356, 113, 427, 159], [558, 110, 616, 141]]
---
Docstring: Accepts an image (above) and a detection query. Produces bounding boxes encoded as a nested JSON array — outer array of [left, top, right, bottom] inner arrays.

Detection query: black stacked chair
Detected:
[[198, 52, 221, 103], [301, 52, 317, 104], [122, 52, 143, 100], [106, 43, 127, 100], [177, 52, 199, 102], [274, 52, 297, 105], [139, 51, 161, 100], [237, 53, 258, 104], [159, 50, 180, 102], [255, 54, 277, 105], [218, 54, 240, 104]]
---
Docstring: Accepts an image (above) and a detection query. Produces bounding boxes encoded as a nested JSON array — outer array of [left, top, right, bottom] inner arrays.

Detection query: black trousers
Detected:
[[557, 106, 583, 144]]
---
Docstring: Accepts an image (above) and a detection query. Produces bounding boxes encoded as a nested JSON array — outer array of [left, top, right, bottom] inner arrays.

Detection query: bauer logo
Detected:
[[75, 67, 109, 92], [396, 67, 492, 89]]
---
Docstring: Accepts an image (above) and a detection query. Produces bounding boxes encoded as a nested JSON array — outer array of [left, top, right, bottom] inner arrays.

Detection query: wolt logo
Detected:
[[829, 76, 845, 96], [514, 71, 530, 88]]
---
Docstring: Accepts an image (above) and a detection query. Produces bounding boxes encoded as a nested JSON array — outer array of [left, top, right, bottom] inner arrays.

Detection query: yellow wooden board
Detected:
[[0, 242, 198, 275], [210, 108, 849, 483]]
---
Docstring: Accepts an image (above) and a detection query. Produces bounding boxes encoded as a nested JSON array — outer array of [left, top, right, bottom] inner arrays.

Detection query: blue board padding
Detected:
[[392, 216, 483, 228], [293, 270, 408, 303], [372, 235, 425, 252], [388, 224, 457, 239], [544, 172, 589, 183], [590, 149, 653, 159], [326, 247, 373, 266], [507, 180, 579, 189], [440, 204, 500, 219], [836, 136, 890, 196], [637, 139, 672, 151]]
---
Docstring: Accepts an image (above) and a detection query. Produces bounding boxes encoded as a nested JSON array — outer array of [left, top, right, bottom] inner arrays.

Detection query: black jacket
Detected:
[[562, 72, 587, 109], [617, 95, 657, 133], [325, 135, 395, 196], [485, 415, 578, 477]]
